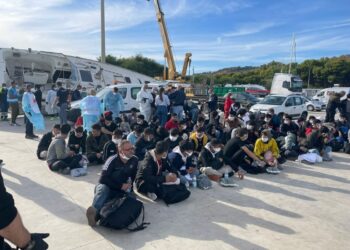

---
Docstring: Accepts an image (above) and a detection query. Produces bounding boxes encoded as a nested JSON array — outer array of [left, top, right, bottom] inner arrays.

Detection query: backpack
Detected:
[[160, 183, 191, 205], [344, 143, 350, 154], [99, 196, 149, 231], [197, 174, 212, 190], [102, 141, 117, 162]]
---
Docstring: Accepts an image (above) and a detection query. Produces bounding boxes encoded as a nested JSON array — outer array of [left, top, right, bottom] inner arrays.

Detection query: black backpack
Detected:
[[161, 183, 191, 205], [99, 196, 149, 231], [102, 141, 117, 162], [344, 143, 350, 154]]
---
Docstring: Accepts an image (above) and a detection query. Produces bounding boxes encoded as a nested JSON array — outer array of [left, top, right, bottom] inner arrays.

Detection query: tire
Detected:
[[307, 105, 314, 111]]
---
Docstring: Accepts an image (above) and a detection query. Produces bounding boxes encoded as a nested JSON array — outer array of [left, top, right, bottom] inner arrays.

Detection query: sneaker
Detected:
[[32, 134, 39, 139], [219, 177, 239, 187], [86, 206, 97, 227], [147, 192, 157, 201], [266, 167, 280, 174], [25, 135, 35, 139]]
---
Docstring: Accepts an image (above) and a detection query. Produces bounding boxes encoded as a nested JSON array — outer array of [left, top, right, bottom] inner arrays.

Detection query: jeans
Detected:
[[179, 168, 200, 186], [24, 115, 33, 136], [49, 155, 82, 171], [156, 105, 168, 126], [172, 105, 184, 120], [309, 146, 332, 160], [59, 102, 68, 125], [92, 184, 124, 213]]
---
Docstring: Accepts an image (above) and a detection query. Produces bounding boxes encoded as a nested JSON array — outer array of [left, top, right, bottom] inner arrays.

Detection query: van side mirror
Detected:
[[282, 81, 290, 89]]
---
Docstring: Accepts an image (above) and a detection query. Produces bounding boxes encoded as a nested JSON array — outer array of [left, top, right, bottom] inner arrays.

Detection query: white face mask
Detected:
[[196, 133, 204, 139], [161, 153, 167, 159], [181, 126, 187, 130], [213, 147, 221, 153], [169, 135, 178, 142], [228, 116, 235, 121], [112, 138, 121, 145], [284, 120, 290, 124], [262, 137, 269, 143], [247, 125, 253, 130], [186, 151, 193, 157], [120, 152, 131, 161], [241, 135, 248, 141], [265, 118, 271, 123]]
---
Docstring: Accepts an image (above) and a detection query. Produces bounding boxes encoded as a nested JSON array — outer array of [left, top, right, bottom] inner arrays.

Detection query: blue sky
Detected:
[[0, 0, 349, 73]]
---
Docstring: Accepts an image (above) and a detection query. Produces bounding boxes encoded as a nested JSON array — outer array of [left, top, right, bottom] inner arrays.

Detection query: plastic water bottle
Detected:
[[224, 169, 229, 181], [79, 147, 82, 155], [126, 177, 132, 193], [192, 176, 197, 188]]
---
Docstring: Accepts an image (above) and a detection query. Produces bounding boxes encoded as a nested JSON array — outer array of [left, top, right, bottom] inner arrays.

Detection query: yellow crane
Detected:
[[148, 0, 192, 81]]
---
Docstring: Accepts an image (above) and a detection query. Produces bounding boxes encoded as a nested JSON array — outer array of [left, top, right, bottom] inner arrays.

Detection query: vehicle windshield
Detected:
[[260, 96, 286, 105], [291, 77, 303, 91], [96, 88, 111, 99]]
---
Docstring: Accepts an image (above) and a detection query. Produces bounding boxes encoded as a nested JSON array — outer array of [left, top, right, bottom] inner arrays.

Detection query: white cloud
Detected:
[[223, 22, 277, 37]]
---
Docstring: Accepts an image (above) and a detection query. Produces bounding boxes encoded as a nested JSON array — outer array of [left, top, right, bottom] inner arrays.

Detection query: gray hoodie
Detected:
[[46, 136, 69, 165]]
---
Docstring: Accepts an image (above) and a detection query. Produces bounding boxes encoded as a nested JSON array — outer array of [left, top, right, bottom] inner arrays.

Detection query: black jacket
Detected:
[[36, 132, 53, 159], [86, 134, 109, 155], [280, 122, 299, 136], [135, 151, 177, 187], [135, 137, 156, 161], [68, 131, 87, 154], [99, 154, 138, 193], [198, 147, 224, 170]]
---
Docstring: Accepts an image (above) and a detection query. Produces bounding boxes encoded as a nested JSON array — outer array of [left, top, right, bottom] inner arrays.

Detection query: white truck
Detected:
[[312, 87, 350, 104], [270, 73, 303, 95]]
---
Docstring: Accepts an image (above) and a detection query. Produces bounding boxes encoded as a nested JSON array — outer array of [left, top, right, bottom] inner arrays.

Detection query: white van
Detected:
[[270, 73, 303, 95], [70, 83, 142, 112], [312, 87, 350, 104]]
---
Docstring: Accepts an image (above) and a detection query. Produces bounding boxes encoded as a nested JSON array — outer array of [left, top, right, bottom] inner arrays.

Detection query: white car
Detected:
[[250, 94, 308, 118], [303, 97, 325, 111]]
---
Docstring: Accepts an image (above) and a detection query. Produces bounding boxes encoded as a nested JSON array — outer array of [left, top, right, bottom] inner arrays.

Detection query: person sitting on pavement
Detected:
[[119, 114, 131, 135], [224, 128, 266, 175], [135, 140, 178, 201], [306, 125, 333, 161], [190, 126, 208, 153], [100, 111, 117, 140], [280, 115, 299, 136], [86, 123, 109, 165], [179, 120, 190, 140], [135, 128, 156, 161], [168, 140, 199, 187], [68, 126, 87, 155], [37, 124, 61, 160], [164, 128, 182, 152], [165, 113, 179, 130], [86, 140, 138, 227], [127, 125, 143, 146], [102, 129, 124, 162], [46, 124, 83, 174], [128, 107, 139, 129], [136, 114, 149, 131], [254, 129, 283, 174]]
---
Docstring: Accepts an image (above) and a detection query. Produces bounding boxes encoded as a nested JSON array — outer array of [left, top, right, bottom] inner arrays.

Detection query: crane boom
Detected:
[[181, 53, 192, 79], [151, 0, 177, 80]]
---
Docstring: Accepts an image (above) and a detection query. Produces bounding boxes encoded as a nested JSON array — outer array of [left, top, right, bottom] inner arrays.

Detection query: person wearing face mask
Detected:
[[190, 127, 208, 153], [168, 140, 198, 186], [136, 114, 149, 131], [80, 89, 102, 133], [268, 108, 281, 130], [100, 111, 117, 140], [254, 129, 282, 173], [335, 114, 349, 142], [136, 140, 179, 201], [135, 128, 156, 161], [102, 129, 123, 162], [198, 139, 225, 181], [280, 115, 299, 136], [179, 120, 190, 140], [127, 125, 143, 146], [137, 83, 153, 122], [104, 87, 124, 120], [224, 128, 266, 176], [165, 113, 179, 130], [306, 126, 333, 161], [164, 128, 182, 151], [246, 122, 259, 145], [36, 124, 61, 160], [86, 124, 109, 165], [86, 140, 138, 226], [68, 126, 87, 155]]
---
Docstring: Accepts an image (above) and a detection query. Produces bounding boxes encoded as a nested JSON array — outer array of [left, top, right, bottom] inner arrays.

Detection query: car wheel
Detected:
[[307, 105, 314, 111]]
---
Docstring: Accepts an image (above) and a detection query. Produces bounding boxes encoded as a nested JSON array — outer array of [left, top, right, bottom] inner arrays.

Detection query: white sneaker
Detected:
[[147, 192, 157, 201], [266, 167, 280, 174]]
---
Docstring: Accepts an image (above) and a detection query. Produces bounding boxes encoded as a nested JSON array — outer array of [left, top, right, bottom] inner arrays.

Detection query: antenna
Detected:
[[288, 33, 296, 74]]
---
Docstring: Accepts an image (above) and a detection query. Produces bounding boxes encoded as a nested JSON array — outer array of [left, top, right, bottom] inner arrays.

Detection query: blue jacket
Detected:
[[7, 87, 18, 103], [169, 89, 186, 106]]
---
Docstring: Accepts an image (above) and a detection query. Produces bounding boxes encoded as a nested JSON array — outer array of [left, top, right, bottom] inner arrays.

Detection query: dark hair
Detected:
[[179, 140, 194, 152], [320, 126, 329, 134], [57, 82, 62, 87], [92, 123, 102, 131], [113, 129, 123, 137], [60, 124, 71, 135], [51, 84, 56, 90], [134, 125, 143, 134], [155, 140, 169, 155], [171, 113, 178, 118], [265, 113, 272, 119], [156, 127, 169, 139], [197, 117, 205, 123], [137, 114, 145, 120], [144, 128, 154, 135], [159, 87, 164, 102], [170, 128, 180, 136], [210, 139, 221, 147], [284, 115, 292, 120], [236, 128, 248, 137], [314, 119, 322, 124], [75, 126, 84, 133], [131, 107, 138, 113], [196, 126, 205, 133], [53, 124, 61, 130], [113, 87, 118, 92]]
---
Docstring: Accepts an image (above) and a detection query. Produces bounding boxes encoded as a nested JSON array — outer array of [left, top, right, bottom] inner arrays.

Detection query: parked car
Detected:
[[250, 94, 308, 119], [227, 92, 260, 108], [303, 97, 325, 111]]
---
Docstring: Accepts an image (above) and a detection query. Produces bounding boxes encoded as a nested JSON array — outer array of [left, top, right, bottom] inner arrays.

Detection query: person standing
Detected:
[[169, 85, 186, 121], [71, 84, 82, 101], [54, 82, 69, 125], [22, 84, 45, 139], [137, 83, 153, 122], [207, 88, 218, 113], [80, 89, 102, 133], [104, 87, 124, 120], [7, 81, 20, 126], [45, 85, 58, 117], [34, 85, 43, 112], [0, 84, 9, 121], [340, 93, 350, 124], [155, 87, 170, 127], [224, 93, 234, 119]]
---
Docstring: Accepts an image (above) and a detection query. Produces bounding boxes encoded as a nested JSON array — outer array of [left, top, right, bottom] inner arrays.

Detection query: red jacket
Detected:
[[165, 119, 179, 130], [224, 95, 234, 118]]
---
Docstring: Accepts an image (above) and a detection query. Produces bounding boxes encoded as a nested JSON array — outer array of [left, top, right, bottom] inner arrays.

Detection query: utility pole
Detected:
[[100, 0, 106, 63], [307, 66, 311, 89], [289, 33, 296, 74]]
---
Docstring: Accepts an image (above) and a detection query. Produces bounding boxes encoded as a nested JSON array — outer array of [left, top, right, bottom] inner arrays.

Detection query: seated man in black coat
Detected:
[[135, 128, 156, 161], [198, 139, 225, 180], [135, 140, 178, 201], [164, 128, 182, 152], [68, 126, 87, 155], [86, 124, 109, 164], [36, 124, 60, 160]]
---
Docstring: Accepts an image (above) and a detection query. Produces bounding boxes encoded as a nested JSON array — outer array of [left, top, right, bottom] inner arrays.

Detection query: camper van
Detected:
[[270, 73, 303, 95], [312, 87, 350, 104]]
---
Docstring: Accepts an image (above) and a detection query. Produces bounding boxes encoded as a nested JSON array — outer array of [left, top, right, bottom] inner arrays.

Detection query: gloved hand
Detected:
[[20, 233, 50, 250]]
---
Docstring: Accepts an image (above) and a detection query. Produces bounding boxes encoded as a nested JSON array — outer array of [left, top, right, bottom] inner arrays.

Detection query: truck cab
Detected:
[[270, 73, 303, 95]]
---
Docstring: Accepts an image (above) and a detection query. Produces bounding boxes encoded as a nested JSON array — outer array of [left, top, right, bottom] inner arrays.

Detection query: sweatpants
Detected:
[[87, 153, 104, 164], [49, 155, 82, 171]]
